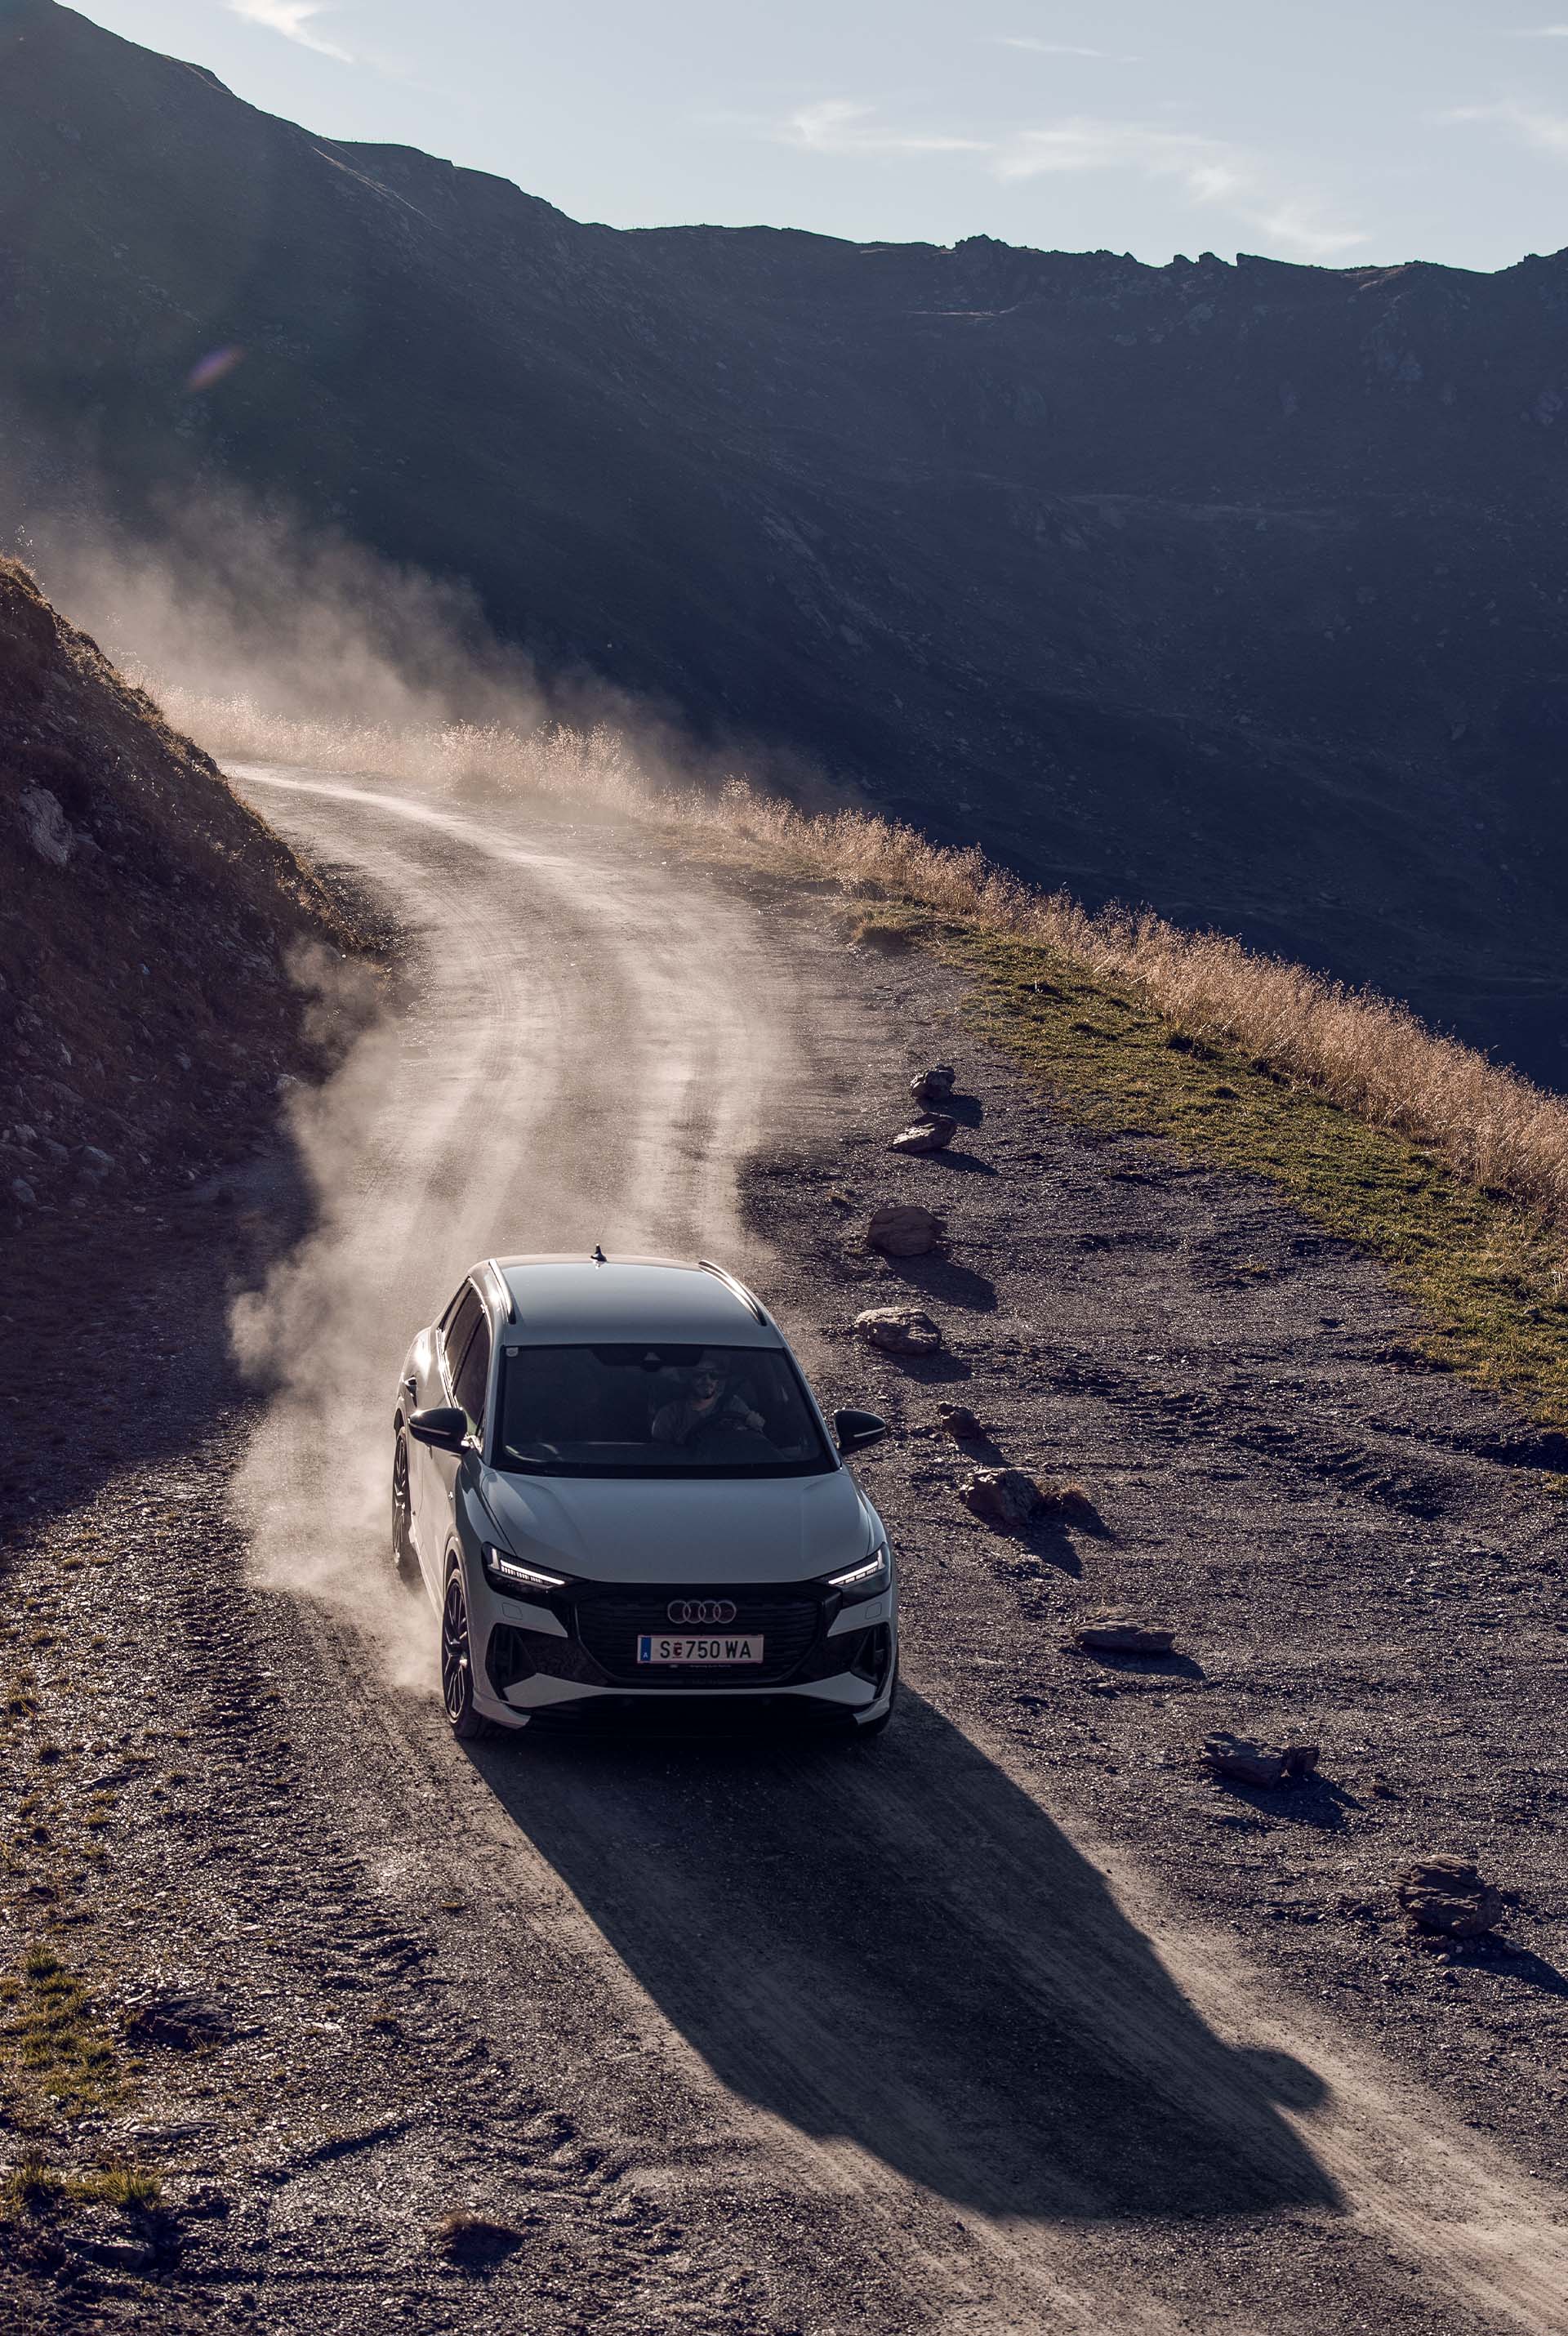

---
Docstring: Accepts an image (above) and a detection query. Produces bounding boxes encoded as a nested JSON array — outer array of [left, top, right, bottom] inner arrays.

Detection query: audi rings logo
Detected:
[[668, 1598, 737, 1627]]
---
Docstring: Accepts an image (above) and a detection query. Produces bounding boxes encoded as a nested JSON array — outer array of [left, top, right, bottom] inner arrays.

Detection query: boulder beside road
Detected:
[[1398, 1857, 1504, 1938], [866, 1201, 945, 1256], [890, 1115, 957, 1155], [960, 1468, 1046, 1529], [1072, 1615, 1177, 1655], [853, 1306, 942, 1357], [1203, 1733, 1321, 1789], [911, 1064, 956, 1106]]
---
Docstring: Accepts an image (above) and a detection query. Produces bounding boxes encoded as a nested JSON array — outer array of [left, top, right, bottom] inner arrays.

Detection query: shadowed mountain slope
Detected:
[[2, 1, 1566, 1074], [0, 555, 358, 1224]]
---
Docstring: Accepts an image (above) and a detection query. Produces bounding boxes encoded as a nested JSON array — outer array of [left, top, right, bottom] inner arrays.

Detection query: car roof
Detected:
[[485, 1255, 784, 1347]]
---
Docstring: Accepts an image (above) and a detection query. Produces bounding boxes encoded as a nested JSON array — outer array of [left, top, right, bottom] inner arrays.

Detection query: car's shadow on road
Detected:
[[467, 1689, 1337, 2220]]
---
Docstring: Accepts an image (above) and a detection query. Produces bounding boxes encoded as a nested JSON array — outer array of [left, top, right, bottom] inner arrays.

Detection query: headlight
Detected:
[[826, 1544, 889, 1598], [481, 1545, 569, 1595]]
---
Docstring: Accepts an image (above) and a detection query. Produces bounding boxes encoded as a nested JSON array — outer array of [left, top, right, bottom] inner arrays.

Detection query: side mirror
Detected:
[[835, 1407, 889, 1457], [408, 1405, 470, 1454]]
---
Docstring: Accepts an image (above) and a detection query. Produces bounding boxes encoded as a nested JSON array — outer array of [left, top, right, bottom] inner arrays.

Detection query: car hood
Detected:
[[478, 1464, 875, 1585]]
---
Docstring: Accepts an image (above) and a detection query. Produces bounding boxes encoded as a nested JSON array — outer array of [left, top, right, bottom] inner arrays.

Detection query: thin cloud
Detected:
[[1503, 23, 1568, 33], [782, 100, 991, 157], [228, 0, 353, 63], [992, 38, 1141, 60], [1245, 203, 1370, 260], [993, 118, 1365, 256], [762, 99, 1365, 262], [994, 117, 1244, 197], [1441, 100, 1568, 156]]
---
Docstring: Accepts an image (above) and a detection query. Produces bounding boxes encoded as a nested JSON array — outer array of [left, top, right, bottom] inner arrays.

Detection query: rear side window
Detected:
[[443, 1287, 483, 1386], [452, 1315, 492, 1430]]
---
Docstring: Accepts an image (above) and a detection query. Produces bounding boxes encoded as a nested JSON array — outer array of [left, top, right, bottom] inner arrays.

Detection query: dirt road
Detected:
[[6, 768, 1566, 2332]]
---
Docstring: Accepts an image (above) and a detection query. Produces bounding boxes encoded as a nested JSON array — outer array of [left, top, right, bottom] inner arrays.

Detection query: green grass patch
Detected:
[[2, 2147, 65, 2219], [74, 2161, 161, 2211], [2, 2151, 161, 2224], [1, 1945, 127, 2120], [912, 916, 1568, 1427]]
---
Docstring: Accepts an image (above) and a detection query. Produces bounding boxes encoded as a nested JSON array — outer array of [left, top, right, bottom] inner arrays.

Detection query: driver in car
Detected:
[[652, 1362, 766, 1447]]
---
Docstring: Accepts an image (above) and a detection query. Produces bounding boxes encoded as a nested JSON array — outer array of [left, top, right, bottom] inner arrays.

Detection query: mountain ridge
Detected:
[[4, 0, 1566, 1077]]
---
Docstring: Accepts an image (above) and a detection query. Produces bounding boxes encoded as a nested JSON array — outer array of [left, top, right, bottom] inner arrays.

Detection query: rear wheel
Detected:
[[441, 1568, 492, 1740], [391, 1428, 419, 1585]]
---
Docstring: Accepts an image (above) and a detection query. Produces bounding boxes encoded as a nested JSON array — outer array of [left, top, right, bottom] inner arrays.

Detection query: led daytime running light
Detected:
[[482, 1545, 568, 1594], [828, 1548, 889, 1592]]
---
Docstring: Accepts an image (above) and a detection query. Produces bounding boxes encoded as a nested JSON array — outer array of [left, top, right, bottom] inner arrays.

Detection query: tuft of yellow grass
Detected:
[[163, 692, 1568, 1244]]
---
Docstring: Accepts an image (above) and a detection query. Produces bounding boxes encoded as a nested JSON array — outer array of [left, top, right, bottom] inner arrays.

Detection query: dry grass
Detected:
[[158, 691, 653, 818], [75, 2162, 161, 2212], [694, 787, 1568, 1242]]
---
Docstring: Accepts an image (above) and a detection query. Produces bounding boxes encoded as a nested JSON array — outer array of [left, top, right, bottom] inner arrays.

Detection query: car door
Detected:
[[427, 1294, 492, 1568]]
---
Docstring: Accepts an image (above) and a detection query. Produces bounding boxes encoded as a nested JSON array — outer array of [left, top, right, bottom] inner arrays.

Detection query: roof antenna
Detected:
[[590, 1244, 607, 1265]]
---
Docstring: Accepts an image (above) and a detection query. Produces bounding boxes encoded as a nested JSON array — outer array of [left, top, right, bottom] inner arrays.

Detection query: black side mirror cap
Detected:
[[408, 1405, 470, 1454], [835, 1407, 889, 1456]]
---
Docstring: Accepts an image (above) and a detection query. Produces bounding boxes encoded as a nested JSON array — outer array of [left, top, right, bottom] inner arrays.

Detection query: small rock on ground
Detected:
[[1398, 1856, 1505, 1938], [910, 1065, 956, 1105], [853, 1305, 943, 1357], [434, 2213, 528, 2267], [1204, 1733, 1321, 1789], [1072, 1615, 1177, 1655], [960, 1467, 1046, 1529], [890, 1115, 957, 1155], [866, 1201, 945, 1257]]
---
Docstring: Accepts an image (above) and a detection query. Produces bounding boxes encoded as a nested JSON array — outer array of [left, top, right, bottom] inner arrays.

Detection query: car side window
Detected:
[[452, 1315, 492, 1432], [443, 1288, 483, 1389]]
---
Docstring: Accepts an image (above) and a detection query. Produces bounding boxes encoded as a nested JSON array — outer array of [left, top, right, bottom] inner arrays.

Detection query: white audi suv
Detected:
[[392, 1254, 897, 1738]]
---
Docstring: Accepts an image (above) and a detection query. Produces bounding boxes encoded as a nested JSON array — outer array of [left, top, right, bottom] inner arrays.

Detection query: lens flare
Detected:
[[186, 345, 244, 392]]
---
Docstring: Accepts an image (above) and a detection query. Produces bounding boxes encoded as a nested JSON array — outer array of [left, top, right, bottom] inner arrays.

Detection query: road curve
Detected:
[[229, 765, 1568, 2336]]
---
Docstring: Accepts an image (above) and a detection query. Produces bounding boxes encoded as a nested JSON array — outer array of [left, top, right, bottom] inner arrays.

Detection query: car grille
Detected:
[[573, 1587, 822, 1687]]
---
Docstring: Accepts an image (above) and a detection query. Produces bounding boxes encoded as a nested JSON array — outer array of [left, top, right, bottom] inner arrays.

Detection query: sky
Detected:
[[64, 0, 1568, 270]]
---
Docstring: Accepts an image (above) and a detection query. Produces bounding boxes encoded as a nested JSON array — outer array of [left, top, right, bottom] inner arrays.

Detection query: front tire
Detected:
[[391, 1428, 420, 1585], [441, 1568, 492, 1741]]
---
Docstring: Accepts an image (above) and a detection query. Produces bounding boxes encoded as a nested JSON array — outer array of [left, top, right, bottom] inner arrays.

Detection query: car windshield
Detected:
[[495, 1344, 835, 1478]]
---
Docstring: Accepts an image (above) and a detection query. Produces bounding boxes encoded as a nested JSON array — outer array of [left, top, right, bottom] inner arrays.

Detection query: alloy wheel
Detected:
[[441, 1573, 472, 1724]]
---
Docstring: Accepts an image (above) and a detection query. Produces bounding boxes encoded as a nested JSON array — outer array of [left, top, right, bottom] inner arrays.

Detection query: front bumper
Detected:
[[474, 1572, 895, 1728]]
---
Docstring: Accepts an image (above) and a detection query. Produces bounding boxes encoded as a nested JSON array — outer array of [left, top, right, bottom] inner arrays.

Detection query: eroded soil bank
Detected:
[[2, 784, 1566, 2334]]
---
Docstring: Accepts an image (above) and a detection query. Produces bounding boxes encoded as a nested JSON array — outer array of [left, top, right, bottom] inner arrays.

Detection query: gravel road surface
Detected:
[[3, 769, 1566, 2334]]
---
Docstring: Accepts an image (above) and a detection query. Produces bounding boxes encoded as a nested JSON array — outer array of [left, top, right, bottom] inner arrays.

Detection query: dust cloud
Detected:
[[222, 943, 437, 1679], [16, 493, 824, 1696], [217, 938, 448, 1691], [19, 491, 796, 827]]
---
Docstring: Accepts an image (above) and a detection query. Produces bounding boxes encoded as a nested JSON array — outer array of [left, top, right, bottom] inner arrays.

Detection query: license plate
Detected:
[[637, 1634, 764, 1665]]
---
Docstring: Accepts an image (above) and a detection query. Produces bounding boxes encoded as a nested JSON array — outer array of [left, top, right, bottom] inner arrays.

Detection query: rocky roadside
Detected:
[[739, 906, 1568, 2185]]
